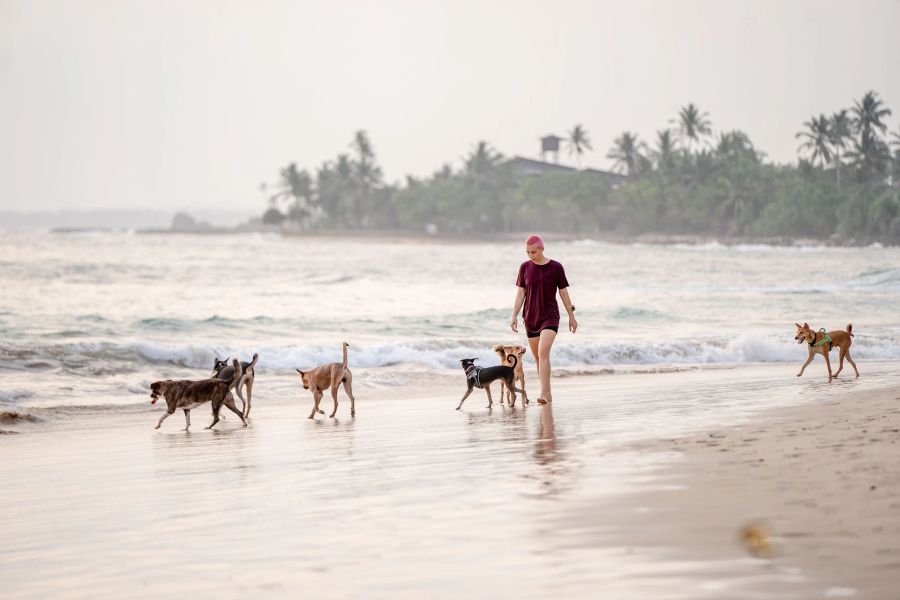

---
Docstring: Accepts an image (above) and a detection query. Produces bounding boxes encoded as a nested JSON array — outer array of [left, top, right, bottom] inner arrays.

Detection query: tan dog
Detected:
[[492, 343, 527, 406], [296, 342, 356, 419], [794, 322, 859, 382]]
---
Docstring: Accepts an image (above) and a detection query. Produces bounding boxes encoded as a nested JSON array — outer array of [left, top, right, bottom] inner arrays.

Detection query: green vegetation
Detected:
[[262, 91, 900, 242]]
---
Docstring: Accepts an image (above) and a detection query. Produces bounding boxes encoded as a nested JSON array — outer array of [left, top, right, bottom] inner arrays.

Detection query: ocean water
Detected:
[[3, 231, 900, 598], [1, 230, 899, 413]]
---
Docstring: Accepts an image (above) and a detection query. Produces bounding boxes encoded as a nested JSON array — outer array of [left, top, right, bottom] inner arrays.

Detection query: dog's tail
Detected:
[[341, 342, 349, 370], [846, 323, 854, 337], [227, 359, 243, 387], [235, 353, 258, 393], [507, 354, 518, 369]]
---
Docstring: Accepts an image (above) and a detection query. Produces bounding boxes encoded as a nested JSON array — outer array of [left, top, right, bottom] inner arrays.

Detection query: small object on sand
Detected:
[[739, 522, 775, 558]]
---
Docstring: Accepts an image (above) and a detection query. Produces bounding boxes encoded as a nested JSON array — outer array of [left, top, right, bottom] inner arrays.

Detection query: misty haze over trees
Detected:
[[262, 91, 900, 242]]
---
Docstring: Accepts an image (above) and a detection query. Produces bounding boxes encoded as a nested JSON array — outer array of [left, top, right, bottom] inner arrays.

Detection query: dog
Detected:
[[794, 322, 859, 382], [296, 342, 356, 419], [212, 353, 258, 417], [150, 359, 248, 430], [456, 356, 528, 410], [492, 343, 527, 406]]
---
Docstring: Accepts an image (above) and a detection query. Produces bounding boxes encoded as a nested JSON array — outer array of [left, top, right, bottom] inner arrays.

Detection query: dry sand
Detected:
[[1, 369, 898, 599], [600, 385, 900, 599]]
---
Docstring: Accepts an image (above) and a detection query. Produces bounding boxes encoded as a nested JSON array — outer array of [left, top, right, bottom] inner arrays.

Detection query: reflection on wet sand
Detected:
[[532, 404, 574, 498]]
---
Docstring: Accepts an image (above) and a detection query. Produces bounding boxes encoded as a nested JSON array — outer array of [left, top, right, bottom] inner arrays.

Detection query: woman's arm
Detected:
[[559, 288, 577, 333], [510, 287, 526, 332]]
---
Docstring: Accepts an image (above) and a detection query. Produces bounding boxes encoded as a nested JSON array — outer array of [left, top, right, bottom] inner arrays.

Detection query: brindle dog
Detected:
[[150, 359, 248, 431]]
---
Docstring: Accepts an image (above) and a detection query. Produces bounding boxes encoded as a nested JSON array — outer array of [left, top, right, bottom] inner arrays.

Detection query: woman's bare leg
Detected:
[[538, 329, 557, 403], [527, 335, 541, 398]]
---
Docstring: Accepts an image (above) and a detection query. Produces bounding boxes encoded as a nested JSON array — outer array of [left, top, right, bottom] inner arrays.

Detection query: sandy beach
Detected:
[[596, 382, 900, 599], [3, 363, 899, 599]]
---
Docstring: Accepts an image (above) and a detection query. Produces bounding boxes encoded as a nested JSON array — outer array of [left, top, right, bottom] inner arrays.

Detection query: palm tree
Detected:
[[852, 90, 892, 139], [351, 130, 382, 190], [796, 114, 832, 168], [717, 130, 758, 162], [567, 124, 593, 168], [890, 125, 900, 194], [607, 132, 647, 176], [829, 109, 852, 188], [651, 129, 676, 168], [674, 103, 712, 152], [848, 91, 893, 180], [464, 141, 503, 179], [433, 163, 454, 181], [271, 162, 314, 223]]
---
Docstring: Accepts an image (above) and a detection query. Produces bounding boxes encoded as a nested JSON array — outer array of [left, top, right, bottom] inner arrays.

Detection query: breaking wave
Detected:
[[2, 333, 899, 374]]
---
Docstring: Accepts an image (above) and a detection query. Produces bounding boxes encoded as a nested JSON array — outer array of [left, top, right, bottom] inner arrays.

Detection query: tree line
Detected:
[[261, 90, 900, 241]]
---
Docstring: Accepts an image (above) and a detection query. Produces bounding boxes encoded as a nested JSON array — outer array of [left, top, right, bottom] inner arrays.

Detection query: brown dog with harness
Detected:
[[794, 322, 859, 382]]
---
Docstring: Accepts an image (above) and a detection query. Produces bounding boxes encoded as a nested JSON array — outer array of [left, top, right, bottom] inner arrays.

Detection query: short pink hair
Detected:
[[525, 234, 544, 248]]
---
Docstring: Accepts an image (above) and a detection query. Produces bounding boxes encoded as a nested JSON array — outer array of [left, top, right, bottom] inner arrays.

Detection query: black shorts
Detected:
[[526, 326, 558, 339]]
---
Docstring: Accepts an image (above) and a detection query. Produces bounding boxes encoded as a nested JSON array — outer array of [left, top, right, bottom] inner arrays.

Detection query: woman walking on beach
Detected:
[[510, 235, 577, 404]]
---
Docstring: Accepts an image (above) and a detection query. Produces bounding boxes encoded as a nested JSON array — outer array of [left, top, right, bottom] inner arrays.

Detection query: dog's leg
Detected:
[[308, 388, 324, 419], [484, 385, 493, 408], [328, 372, 342, 418], [456, 384, 475, 410], [316, 389, 325, 415], [245, 379, 253, 418], [797, 349, 815, 377], [342, 373, 356, 417], [498, 380, 506, 406], [183, 409, 191, 431], [223, 394, 248, 426], [517, 372, 527, 405], [833, 348, 846, 378], [513, 386, 528, 406], [233, 378, 246, 406], [823, 350, 833, 382], [845, 351, 860, 377], [155, 410, 173, 429], [206, 401, 222, 429]]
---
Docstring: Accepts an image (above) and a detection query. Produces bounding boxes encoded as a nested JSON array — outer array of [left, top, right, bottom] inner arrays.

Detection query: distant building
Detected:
[[504, 156, 627, 188], [540, 135, 564, 163], [506, 156, 577, 177]]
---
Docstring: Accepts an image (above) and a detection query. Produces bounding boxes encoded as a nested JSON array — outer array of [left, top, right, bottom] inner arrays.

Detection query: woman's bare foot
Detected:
[[537, 397, 548, 404]]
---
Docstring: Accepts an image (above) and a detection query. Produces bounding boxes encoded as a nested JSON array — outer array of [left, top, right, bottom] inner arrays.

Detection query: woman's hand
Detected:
[[510, 317, 518, 333], [569, 317, 578, 334]]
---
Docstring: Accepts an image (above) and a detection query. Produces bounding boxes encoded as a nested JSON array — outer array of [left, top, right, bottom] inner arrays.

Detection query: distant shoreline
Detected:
[[130, 227, 896, 248]]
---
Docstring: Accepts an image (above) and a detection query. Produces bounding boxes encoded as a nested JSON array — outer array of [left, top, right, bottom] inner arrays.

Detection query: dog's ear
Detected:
[[296, 368, 304, 375], [794, 323, 801, 329], [803, 322, 809, 329]]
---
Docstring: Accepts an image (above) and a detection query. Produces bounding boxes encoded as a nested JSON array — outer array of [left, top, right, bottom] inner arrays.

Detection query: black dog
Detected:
[[455, 356, 529, 410], [211, 353, 258, 417]]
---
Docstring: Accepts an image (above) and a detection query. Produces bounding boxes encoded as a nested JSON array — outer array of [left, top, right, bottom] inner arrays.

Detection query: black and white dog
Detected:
[[211, 353, 258, 417], [455, 356, 528, 410]]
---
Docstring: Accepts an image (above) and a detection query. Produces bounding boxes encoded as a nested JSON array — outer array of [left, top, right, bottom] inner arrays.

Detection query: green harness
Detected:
[[810, 328, 832, 349]]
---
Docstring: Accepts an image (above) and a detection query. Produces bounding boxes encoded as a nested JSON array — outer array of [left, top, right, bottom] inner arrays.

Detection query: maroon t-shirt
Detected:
[[516, 259, 569, 333]]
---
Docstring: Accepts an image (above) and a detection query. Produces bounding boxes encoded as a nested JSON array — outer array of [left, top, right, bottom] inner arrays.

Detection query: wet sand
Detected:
[[604, 384, 900, 599], [2, 366, 899, 599]]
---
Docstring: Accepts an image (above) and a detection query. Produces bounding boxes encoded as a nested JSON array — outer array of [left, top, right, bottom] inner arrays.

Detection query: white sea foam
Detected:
[[0, 389, 34, 403], [44, 334, 894, 373]]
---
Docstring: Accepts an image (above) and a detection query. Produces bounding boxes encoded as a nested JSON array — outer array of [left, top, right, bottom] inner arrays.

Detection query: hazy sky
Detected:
[[2, 0, 899, 212]]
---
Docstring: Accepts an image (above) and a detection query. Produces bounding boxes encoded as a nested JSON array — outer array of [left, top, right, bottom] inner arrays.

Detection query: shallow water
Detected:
[[1, 231, 898, 413], [3, 363, 899, 599]]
